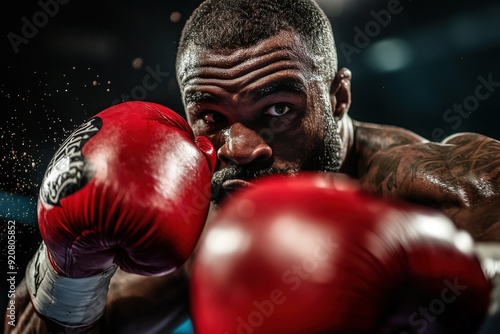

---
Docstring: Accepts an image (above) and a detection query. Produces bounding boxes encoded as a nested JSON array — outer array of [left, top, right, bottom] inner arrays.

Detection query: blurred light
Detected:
[[475, 243, 500, 278], [170, 11, 182, 23], [269, 214, 333, 260], [0, 191, 36, 225], [352, 3, 500, 77], [411, 213, 474, 252], [481, 257, 500, 278], [204, 226, 249, 257], [365, 38, 413, 73], [270, 214, 318, 257], [269, 214, 337, 283], [131, 57, 143, 69], [370, 211, 471, 262], [412, 213, 456, 240], [453, 230, 474, 254]]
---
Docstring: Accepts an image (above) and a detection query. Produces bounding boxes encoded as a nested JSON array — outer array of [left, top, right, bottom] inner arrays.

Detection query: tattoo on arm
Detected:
[[364, 135, 500, 206]]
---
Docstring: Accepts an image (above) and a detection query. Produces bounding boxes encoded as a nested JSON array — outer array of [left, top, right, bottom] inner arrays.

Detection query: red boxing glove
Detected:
[[26, 101, 215, 327], [191, 173, 491, 334]]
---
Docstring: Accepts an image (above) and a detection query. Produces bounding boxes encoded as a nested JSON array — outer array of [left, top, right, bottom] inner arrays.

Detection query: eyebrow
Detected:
[[184, 78, 306, 105], [184, 91, 218, 105], [252, 78, 306, 102]]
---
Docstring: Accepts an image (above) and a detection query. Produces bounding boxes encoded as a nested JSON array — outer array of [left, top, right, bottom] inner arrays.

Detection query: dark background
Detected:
[[1, 0, 499, 330]]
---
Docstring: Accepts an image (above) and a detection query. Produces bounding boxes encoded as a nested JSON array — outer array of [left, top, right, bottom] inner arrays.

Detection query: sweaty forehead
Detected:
[[177, 30, 315, 89]]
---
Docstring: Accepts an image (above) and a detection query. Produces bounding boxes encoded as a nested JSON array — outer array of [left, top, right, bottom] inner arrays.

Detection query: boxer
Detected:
[[176, 0, 497, 331], [176, 0, 500, 240], [6, 0, 500, 332]]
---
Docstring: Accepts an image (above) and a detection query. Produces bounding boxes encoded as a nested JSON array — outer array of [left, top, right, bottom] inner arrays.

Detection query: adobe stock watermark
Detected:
[[339, 0, 411, 64], [399, 277, 468, 334], [6, 220, 17, 328], [227, 234, 338, 334], [109, 64, 170, 106], [7, 0, 71, 54], [431, 74, 499, 142]]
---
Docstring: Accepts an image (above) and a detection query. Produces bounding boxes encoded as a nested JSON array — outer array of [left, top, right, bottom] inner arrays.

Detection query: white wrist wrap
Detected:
[[26, 242, 117, 327]]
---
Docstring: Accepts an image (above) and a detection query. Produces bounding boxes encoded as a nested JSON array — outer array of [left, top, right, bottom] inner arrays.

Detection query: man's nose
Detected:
[[217, 123, 273, 166]]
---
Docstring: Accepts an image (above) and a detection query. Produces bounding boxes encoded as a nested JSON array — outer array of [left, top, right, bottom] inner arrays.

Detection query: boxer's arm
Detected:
[[4, 268, 190, 334], [5, 278, 51, 334], [102, 267, 190, 333], [359, 130, 500, 240]]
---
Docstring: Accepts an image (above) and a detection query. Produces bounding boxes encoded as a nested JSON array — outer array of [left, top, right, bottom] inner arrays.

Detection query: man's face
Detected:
[[178, 31, 342, 204]]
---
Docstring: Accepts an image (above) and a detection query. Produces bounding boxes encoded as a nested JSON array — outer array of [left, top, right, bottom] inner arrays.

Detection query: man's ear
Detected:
[[330, 67, 352, 120]]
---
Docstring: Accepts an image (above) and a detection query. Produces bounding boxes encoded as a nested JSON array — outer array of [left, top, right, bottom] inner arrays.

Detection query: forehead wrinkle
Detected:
[[178, 31, 315, 87], [185, 64, 304, 98], [183, 71, 307, 114], [201, 44, 293, 70], [185, 50, 305, 86]]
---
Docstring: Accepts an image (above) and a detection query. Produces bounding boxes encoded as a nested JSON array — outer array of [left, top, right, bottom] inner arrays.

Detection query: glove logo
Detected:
[[40, 117, 102, 206]]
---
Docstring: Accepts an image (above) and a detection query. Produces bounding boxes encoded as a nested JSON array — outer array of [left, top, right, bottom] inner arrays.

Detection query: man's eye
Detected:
[[264, 104, 291, 117], [202, 112, 224, 124]]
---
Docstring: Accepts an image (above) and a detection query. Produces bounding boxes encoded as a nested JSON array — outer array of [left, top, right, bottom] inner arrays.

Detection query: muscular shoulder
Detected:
[[350, 120, 499, 166], [352, 123, 500, 239], [353, 119, 427, 146], [345, 120, 427, 175]]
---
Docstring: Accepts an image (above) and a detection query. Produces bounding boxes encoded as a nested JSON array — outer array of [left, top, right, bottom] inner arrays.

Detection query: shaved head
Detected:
[[176, 0, 337, 85]]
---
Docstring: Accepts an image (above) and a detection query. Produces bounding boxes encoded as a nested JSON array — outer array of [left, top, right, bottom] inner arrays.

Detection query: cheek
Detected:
[[305, 85, 329, 136], [302, 115, 325, 155], [206, 132, 225, 152], [303, 98, 326, 145], [270, 116, 323, 166]]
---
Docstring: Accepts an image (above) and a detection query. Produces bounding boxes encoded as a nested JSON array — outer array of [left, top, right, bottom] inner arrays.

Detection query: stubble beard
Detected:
[[301, 110, 343, 173], [210, 111, 343, 205]]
